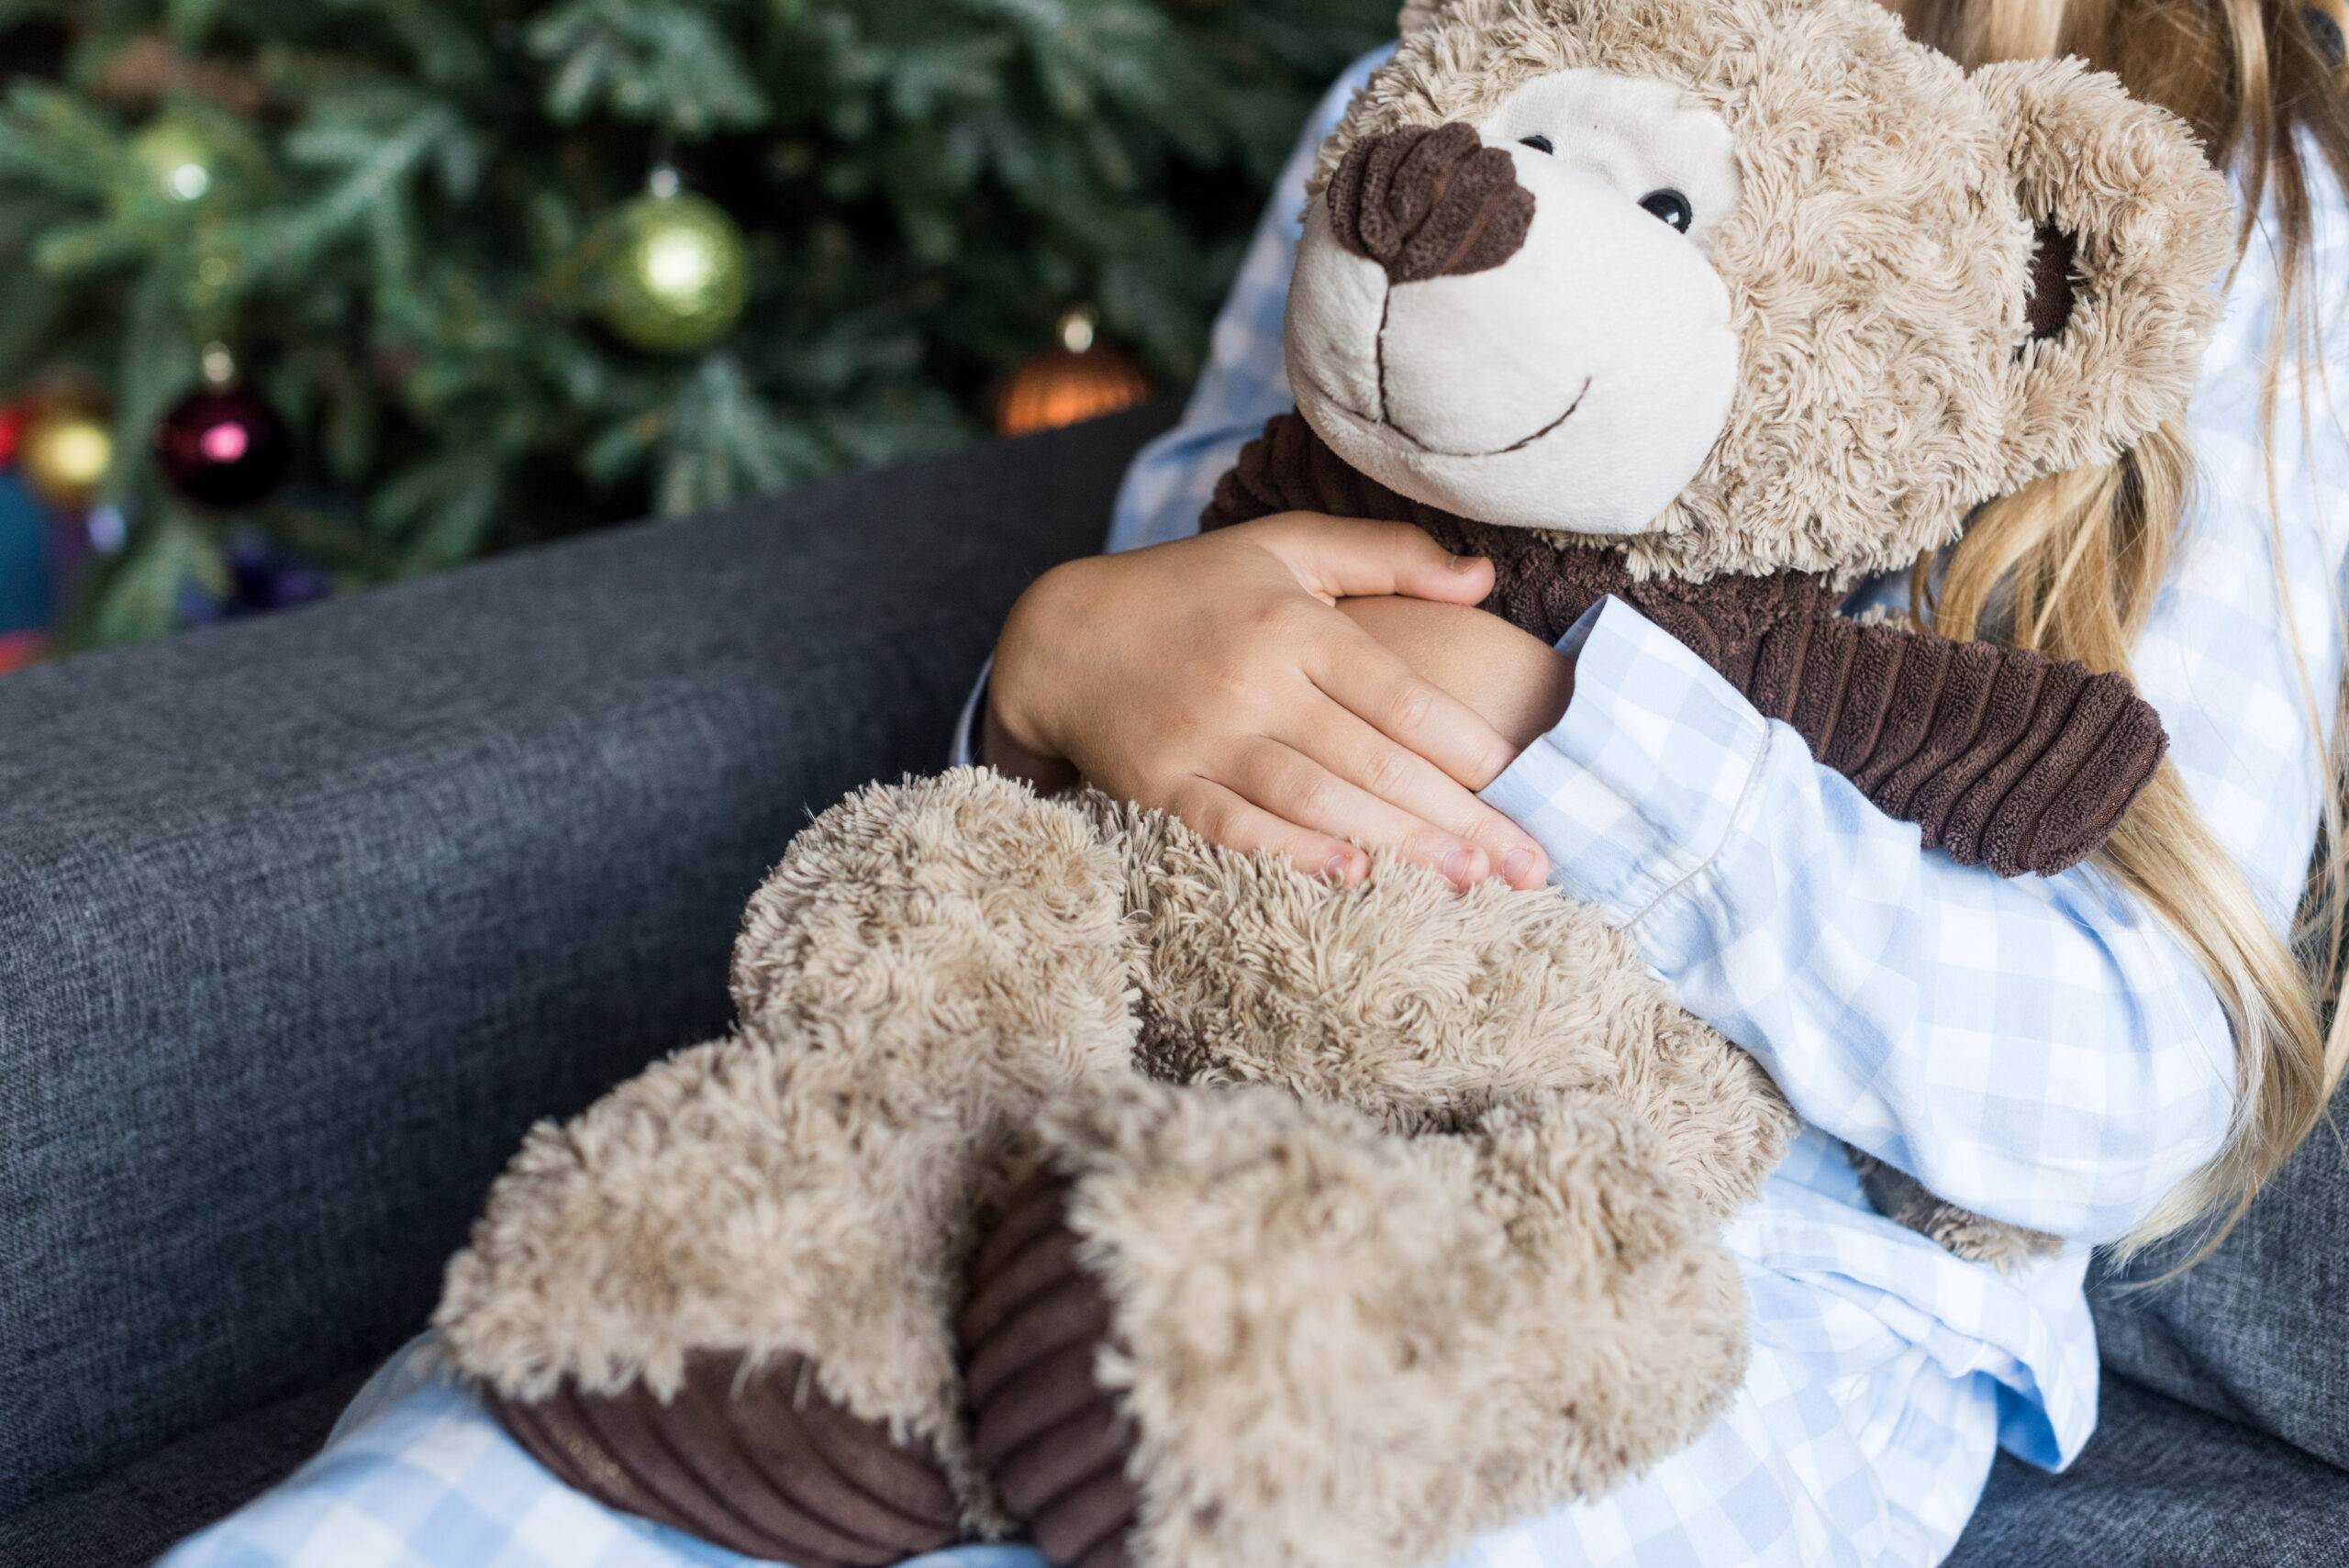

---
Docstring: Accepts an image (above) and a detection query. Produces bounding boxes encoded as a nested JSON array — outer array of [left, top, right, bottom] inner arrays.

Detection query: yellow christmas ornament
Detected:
[[996, 309, 1152, 438], [131, 120, 218, 203], [596, 174, 751, 354], [19, 406, 114, 508]]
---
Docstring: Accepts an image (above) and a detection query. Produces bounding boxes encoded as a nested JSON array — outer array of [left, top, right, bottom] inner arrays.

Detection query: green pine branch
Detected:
[[0, 0, 1394, 651]]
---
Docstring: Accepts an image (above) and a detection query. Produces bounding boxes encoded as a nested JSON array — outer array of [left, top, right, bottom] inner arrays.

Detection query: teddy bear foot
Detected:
[[481, 1350, 960, 1566], [957, 1079, 1746, 1568], [959, 1168, 1142, 1567], [438, 1024, 1046, 1557]]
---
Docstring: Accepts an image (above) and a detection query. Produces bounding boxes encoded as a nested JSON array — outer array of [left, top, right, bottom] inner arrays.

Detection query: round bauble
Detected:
[[596, 192, 751, 353], [129, 119, 224, 204], [19, 406, 114, 509], [155, 384, 294, 508], [996, 309, 1152, 438]]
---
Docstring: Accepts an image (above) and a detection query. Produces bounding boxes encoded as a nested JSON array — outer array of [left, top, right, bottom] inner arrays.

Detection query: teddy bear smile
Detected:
[[1311, 371, 1594, 460], [1385, 374, 1592, 458]]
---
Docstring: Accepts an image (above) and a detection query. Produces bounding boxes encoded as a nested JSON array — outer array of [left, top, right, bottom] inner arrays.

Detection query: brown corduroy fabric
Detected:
[[2026, 226, 2080, 342], [483, 1352, 961, 1567], [1326, 124, 1535, 284], [960, 1173, 1141, 1568], [1205, 414, 2166, 877]]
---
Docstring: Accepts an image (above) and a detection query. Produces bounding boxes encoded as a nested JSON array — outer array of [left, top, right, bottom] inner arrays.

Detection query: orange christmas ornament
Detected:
[[996, 309, 1151, 438]]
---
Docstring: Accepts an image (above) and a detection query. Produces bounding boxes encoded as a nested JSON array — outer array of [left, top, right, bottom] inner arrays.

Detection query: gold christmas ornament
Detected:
[[129, 119, 219, 203], [19, 406, 114, 508], [595, 182, 752, 354], [996, 309, 1152, 438]]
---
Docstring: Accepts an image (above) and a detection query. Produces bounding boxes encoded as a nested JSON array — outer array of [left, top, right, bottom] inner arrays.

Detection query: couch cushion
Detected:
[[2089, 1076, 2349, 1471], [1946, 1373, 2349, 1567], [0, 1366, 368, 1568], [0, 405, 1172, 1517]]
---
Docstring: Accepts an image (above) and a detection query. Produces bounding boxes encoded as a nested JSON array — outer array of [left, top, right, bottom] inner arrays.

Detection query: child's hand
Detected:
[[1335, 597, 1574, 758], [984, 514, 1551, 889]]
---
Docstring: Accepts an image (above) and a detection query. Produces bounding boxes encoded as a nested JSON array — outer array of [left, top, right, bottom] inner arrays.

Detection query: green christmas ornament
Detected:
[[596, 186, 751, 353], [129, 119, 221, 204]]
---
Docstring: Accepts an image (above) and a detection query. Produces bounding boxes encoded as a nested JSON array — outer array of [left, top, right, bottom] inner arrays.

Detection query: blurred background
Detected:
[[0, 0, 1390, 670]]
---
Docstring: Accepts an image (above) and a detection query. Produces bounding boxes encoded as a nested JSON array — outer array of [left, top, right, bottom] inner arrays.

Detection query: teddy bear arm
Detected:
[[1750, 613, 2166, 876]]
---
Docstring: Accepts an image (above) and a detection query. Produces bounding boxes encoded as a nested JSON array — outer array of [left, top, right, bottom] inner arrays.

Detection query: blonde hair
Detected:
[[1899, 0, 2349, 1256]]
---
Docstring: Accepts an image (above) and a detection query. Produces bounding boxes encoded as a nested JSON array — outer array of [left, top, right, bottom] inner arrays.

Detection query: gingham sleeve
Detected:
[[1483, 151, 2349, 1247]]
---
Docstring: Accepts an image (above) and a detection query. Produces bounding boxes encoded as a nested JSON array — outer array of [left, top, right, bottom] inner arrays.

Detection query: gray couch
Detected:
[[2, 405, 2343, 1566]]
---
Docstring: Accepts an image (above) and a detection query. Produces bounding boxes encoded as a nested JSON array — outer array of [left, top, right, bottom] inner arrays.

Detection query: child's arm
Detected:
[[1485, 594, 2238, 1245], [1337, 585, 2230, 1243], [1481, 175, 2349, 1243], [1214, 410, 2169, 878]]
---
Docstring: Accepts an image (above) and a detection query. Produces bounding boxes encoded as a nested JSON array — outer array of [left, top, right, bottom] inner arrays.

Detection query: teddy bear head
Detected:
[[1286, 0, 2234, 584]]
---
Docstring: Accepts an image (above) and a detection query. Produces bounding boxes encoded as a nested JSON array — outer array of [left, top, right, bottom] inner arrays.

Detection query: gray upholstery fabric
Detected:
[[1947, 1373, 2349, 1566], [0, 1367, 369, 1568], [0, 404, 1170, 1521], [2089, 1078, 2349, 1472]]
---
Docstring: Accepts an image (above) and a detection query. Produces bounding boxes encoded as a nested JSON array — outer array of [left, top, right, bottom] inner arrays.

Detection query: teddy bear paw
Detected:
[[959, 1170, 1143, 1568], [952, 1079, 1705, 1568], [481, 1351, 962, 1566]]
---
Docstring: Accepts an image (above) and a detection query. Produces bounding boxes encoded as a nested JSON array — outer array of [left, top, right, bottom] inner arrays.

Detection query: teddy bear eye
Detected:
[[1519, 135, 1554, 154], [1639, 188, 1694, 233]]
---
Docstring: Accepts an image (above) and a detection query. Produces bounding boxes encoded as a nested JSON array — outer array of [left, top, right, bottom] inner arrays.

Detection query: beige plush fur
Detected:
[[1092, 792, 1792, 1217], [1048, 1078, 1745, 1568], [1846, 1151, 2064, 1273], [441, 773, 1148, 1529], [440, 6, 2232, 1565], [443, 771, 1780, 1560]]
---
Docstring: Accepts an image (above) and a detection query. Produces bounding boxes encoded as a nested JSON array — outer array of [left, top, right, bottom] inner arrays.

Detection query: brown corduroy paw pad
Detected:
[[959, 1171, 1141, 1568], [482, 1350, 959, 1567]]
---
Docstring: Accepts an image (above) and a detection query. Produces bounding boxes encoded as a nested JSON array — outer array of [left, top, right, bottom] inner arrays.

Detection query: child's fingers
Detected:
[[1226, 738, 1492, 890], [1162, 775, 1368, 885], [1283, 703, 1549, 888], [1248, 513, 1494, 606], [1305, 628, 1522, 791]]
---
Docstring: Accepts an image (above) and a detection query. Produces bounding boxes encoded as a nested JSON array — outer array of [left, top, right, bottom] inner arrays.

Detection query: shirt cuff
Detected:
[[1477, 595, 1774, 928], [951, 655, 992, 769]]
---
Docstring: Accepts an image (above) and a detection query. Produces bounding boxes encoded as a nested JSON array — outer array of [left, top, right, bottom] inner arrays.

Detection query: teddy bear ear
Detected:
[[1971, 57, 2236, 490]]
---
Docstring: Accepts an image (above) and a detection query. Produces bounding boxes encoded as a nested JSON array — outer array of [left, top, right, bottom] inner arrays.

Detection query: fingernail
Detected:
[[1501, 848, 1534, 885], [1325, 851, 1357, 884], [1440, 847, 1475, 885], [1451, 553, 1480, 571]]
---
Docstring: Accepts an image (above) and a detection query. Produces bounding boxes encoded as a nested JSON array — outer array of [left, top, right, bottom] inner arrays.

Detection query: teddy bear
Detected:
[[432, 5, 2232, 1567]]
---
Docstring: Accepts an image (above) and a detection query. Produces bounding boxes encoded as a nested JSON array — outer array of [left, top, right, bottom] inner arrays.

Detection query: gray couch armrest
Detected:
[[0, 402, 1174, 1513]]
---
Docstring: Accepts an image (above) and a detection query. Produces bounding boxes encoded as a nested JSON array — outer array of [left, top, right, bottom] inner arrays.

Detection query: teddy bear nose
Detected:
[[1327, 123, 1534, 284]]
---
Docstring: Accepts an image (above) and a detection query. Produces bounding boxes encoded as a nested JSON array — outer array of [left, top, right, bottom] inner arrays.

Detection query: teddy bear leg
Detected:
[[439, 769, 1145, 1561], [1113, 805, 1794, 1221], [957, 1079, 1749, 1568]]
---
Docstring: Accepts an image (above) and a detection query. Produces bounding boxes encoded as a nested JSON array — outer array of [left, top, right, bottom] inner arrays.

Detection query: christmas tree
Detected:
[[0, 0, 1391, 651]]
